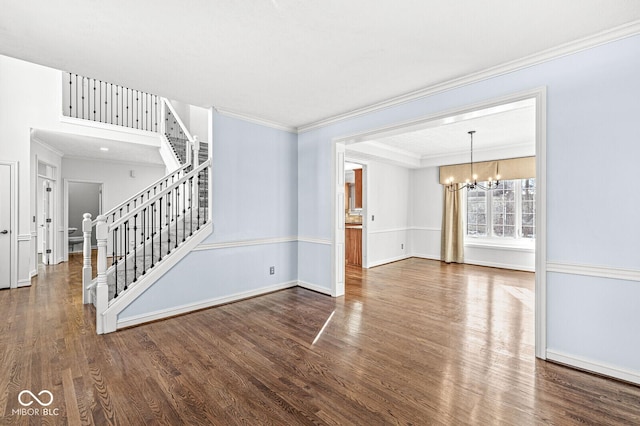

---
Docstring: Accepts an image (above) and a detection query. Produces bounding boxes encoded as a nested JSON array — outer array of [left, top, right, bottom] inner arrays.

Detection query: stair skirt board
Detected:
[[99, 222, 212, 334], [117, 280, 299, 330], [106, 210, 207, 299]]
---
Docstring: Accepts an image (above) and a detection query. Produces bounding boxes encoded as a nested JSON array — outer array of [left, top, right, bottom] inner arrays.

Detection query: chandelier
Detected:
[[445, 131, 500, 192]]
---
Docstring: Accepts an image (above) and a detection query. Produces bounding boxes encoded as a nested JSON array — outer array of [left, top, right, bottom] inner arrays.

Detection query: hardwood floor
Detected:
[[1, 256, 639, 425]]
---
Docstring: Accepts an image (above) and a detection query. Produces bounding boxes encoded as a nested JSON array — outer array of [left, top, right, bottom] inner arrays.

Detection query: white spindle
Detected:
[[82, 213, 93, 304], [95, 215, 108, 334]]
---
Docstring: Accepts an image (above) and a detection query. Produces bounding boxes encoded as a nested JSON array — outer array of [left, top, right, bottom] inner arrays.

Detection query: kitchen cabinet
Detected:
[[345, 226, 362, 266], [354, 168, 362, 208]]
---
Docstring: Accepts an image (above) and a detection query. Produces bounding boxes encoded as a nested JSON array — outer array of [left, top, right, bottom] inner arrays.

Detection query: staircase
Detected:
[[73, 79, 212, 334]]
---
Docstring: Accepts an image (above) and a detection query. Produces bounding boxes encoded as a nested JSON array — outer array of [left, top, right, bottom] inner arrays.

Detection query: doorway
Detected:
[[36, 161, 57, 266], [344, 161, 366, 268], [332, 88, 547, 359], [65, 180, 102, 259]]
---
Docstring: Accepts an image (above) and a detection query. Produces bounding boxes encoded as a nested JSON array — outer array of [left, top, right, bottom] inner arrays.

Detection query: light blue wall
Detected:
[[298, 35, 640, 373], [120, 112, 298, 319], [206, 112, 298, 242]]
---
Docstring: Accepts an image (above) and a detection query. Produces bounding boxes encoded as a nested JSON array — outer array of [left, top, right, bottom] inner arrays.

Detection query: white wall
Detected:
[[409, 166, 442, 260], [363, 159, 411, 267], [0, 54, 161, 286], [61, 157, 165, 214], [189, 105, 209, 143]]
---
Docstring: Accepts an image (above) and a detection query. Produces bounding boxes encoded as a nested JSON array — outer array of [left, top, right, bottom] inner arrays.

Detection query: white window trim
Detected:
[[464, 179, 535, 249]]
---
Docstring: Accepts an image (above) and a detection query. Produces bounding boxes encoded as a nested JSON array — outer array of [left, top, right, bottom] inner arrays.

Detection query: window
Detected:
[[466, 179, 535, 239]]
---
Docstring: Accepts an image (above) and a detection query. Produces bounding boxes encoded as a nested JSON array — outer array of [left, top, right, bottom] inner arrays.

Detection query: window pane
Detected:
[[467, 186, 487, 236], [491, 181, 515, 238], [521, 178, 536, 238]]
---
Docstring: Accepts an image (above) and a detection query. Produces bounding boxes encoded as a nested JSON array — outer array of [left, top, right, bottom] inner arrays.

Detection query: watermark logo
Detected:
[[12, 390, 59, 417], [18, 390, 54, 407]]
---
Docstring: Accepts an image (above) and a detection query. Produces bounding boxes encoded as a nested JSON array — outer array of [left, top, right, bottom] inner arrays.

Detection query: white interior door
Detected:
[[0, 164, 11, 288], [42, 180, 53, 265]]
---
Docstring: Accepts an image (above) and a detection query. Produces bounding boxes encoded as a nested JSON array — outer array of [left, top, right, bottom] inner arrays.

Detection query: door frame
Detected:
[[64, 179, 103, 261], [36, 159, 59, 266], [331, 87, 547, 359], [0, 160, 18, 288], [344, 159, 368, 268]]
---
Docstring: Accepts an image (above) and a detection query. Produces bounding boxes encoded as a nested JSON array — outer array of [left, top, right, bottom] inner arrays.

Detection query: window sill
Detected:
[[464, 238, 535, 253]]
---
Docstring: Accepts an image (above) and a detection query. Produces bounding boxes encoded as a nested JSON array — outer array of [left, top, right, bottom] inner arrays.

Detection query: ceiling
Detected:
[[346, 99, 536, 168], [32, 129, 165, 166], [2, 1, 640, 129]]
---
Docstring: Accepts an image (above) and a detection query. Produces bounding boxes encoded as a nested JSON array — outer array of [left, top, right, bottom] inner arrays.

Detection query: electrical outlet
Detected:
[[371, 215, 375, 221], [401, 243, 404, 249], [270, 266, 275, 275]]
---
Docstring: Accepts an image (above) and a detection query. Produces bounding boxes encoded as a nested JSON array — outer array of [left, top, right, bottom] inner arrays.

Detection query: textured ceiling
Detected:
[[2, 1, 640, 128]]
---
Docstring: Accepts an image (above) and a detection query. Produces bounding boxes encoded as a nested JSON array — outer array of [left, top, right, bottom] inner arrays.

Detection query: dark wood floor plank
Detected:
[[1, 255, 640, 425]]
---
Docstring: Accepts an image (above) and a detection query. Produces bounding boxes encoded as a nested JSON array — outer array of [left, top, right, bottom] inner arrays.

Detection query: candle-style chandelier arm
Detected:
[[444, 130, 501, 192]]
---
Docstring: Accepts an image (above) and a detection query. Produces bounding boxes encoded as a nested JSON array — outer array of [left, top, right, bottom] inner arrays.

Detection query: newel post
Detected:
[[192, 135, 200, 168], [82, 213, 93, 304], [192, 136, 200, 209], [95, 215, 108, 334]]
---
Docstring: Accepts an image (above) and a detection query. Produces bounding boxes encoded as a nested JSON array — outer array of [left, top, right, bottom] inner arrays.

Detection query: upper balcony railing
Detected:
[[62, 72, 160, 132]]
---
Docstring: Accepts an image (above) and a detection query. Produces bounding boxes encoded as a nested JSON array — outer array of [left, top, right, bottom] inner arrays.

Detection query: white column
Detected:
[[82, 213, 93, 304], [95, 215, 108, 334]]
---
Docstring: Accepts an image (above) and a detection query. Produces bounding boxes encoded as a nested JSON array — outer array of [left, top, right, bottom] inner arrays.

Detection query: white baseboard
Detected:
[[30, 269, 37, 278], [117, 280, 298, 329], [298, 280, 332, 295], [17, 279, 31, 287], [367, 254, 412, 268], [464, 259, 535, 272], [412, 253, 440, 261], [546, 349, 640, 385]]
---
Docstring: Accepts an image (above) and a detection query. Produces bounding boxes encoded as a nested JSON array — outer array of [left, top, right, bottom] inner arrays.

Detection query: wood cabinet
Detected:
[[345, 226, 362, 266], [354, 168, 362, 209]]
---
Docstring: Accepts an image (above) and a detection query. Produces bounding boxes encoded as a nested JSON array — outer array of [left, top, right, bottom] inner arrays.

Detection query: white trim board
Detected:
[[546, 350, 640, 385], [194, 236, 298, 251], [214, 107, 297, 134], [546, 261, 640, 282], [368, 227, 410, 235], [367, 254, 413, 269], [465, 241, 535, 253], [117, 280, 298, 329], [59, 115, 159, 138], [298, 21, 640, 133], [298, 280, 333, 296], [297, 237, 332, 245], [464, 259, 535, 273]]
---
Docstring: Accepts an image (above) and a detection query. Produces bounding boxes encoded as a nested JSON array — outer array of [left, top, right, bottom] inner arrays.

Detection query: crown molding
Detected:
[[31, 137, 65, 158], [214, 107, 297, 133], [298, 20, 640, 134]]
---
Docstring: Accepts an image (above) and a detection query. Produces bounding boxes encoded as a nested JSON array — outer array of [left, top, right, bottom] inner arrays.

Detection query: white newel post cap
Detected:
[[82, 213, 92, 232], [96, 215, 107, 240]]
